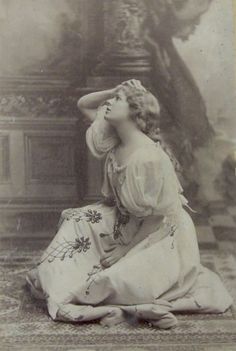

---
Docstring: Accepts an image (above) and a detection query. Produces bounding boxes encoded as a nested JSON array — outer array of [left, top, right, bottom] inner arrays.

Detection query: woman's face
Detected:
[[104, 90, 130, 126]]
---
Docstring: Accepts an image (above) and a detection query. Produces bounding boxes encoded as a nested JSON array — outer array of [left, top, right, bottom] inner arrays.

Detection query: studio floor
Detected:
[[1, 202, 236, 351]]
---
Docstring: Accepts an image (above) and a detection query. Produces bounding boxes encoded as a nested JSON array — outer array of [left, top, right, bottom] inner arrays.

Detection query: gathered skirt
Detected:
[[25, 202, 233, 329]]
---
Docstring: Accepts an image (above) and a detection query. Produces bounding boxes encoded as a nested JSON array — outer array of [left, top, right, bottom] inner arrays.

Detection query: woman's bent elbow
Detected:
[[77, 98, 84, 111]]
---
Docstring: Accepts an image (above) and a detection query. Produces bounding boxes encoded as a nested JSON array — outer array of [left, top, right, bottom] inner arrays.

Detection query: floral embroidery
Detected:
[[85, 264, 103, 295], [169, 224, 177, 237], [37, 236, 91, 265], [100, 207, 130, 242], [113, 210, 130, 240], [62, 208, 102, 224], [36, 208, 98, 265], [118, 211, 130, 225], [194, 299, 202, 308], [163, 216, 178, 249], [62, 208, 83, 221], [85, 209, 103, 224]]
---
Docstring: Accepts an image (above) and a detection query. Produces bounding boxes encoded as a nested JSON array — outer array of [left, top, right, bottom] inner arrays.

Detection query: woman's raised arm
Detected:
[[77, 88, 117, 123], [77, 79, 142, 122]]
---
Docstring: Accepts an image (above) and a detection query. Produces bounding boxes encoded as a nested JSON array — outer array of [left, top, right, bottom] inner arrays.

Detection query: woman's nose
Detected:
[[106, 98, 115, 105]]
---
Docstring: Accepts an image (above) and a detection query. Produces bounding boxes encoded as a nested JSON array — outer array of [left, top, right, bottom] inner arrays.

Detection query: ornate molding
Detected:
[[104, 0, 148, 54], [94, 0, 151, 75], [0, 75, 71, 92], [0, 116, 78, 130], [0, 76, 93, 118], [0, 93, 78, 118]]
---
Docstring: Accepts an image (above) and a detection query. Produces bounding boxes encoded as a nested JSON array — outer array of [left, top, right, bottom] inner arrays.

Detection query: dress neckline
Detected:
[[109, 141, 160, 171]]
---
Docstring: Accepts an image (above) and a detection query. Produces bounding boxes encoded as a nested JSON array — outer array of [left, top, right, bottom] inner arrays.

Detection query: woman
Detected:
[[25, 79, 233, 329]]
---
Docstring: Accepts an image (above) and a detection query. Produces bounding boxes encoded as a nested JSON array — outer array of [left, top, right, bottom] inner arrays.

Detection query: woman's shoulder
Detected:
[[127, 142, 177, 181], [127, 143, 164, 173]]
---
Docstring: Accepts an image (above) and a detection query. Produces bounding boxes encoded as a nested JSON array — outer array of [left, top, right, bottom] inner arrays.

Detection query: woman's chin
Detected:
[[104, 114, 113, 123]]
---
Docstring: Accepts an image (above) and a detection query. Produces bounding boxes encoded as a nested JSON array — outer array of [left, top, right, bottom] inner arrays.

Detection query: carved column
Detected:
[[93, 0, 151, 76]]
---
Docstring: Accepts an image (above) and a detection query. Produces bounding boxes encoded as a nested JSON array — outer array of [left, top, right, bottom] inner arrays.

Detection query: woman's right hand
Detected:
[[113, 79, 147, 94], [123, 79, 147, 91]]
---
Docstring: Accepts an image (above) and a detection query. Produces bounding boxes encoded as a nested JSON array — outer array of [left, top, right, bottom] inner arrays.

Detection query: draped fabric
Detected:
[[142, 0, 214, 191], [85, 103, 120, 159]]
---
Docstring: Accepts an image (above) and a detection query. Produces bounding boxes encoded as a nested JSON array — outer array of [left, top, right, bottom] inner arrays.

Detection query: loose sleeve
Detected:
[[85, 104, 120, 159], [121, 151, 183, 218]]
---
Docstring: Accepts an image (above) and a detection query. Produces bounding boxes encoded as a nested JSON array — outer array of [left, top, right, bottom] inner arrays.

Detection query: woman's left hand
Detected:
[[100, 244, 130, 268]]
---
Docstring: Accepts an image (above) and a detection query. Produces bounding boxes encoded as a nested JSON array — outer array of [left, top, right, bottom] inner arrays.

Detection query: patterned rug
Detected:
[[1, 242, 236, 351]]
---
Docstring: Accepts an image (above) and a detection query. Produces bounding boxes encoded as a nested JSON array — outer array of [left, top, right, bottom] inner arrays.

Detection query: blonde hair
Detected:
[[119, 85, 161, 141]]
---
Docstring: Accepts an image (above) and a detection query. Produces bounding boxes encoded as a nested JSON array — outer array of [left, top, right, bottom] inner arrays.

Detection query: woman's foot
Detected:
[[100, 308, 126, 327], [148, 313, 178, 329]]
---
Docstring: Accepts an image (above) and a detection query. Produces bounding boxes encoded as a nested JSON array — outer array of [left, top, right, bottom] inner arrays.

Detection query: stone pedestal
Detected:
[[87, 76, 151, 89], [0, 75, 92, 236], [93, 0, 151, 76], [0, 114, 80, 236]]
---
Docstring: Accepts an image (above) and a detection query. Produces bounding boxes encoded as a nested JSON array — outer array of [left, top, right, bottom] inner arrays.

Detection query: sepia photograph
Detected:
[[0, 0, 236, 350]]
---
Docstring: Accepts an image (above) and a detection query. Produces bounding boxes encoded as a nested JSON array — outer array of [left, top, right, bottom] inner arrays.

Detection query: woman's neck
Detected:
[[115, 122, 150, 147]]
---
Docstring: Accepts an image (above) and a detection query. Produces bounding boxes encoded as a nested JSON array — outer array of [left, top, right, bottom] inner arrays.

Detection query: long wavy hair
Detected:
[[119, 85, 183, 176]]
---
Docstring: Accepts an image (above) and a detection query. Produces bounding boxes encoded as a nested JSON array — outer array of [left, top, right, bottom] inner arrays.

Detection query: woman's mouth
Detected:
[[105, 106, 111, 115]]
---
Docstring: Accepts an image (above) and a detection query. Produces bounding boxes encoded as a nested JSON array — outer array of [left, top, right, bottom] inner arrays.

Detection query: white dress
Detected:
[[25, 104, 233, 329]]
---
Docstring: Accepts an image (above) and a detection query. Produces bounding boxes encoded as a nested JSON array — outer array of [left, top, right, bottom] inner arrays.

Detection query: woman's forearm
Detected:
[[77, 88, 116, 111], [77, 88, 117, 122], [127, 215, 163, 250]]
